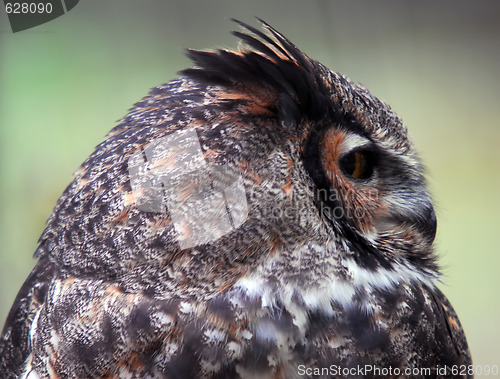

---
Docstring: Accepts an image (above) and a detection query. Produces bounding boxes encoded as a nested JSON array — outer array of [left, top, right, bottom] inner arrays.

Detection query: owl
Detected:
[[0, 19, 471, 378]]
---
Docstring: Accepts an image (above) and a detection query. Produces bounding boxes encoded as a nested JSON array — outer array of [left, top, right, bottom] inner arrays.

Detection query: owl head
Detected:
[[38, 19, 438, 298]]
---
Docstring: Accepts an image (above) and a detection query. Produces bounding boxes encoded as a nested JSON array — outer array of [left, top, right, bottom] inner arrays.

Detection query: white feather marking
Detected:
[[29, 308, 41, 348], [340, 133, 372, 155], [20, 367, 41, 379], [49, 329, 60, 350], [179, 301, 194, 314], [234, 258, 437, 322], [345, 258, 437, 290], [204, 328, 227, 344]]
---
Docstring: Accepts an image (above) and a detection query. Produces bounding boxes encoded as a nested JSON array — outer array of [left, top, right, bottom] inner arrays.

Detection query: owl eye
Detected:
[[339, 149, 376, 180]]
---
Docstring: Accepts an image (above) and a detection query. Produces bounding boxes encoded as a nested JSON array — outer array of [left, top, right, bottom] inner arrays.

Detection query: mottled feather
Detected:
[[0, 19, 471, 378]]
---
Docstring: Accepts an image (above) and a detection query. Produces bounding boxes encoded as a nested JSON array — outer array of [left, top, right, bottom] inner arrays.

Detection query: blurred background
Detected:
[[1, 0, 499, 371]]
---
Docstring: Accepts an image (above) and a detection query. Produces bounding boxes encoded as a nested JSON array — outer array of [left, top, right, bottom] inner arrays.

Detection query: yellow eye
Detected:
[[339, 149, 376, 180]]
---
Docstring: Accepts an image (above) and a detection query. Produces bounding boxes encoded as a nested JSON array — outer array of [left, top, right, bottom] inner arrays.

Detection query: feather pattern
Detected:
[[0, 19, 471, 378]]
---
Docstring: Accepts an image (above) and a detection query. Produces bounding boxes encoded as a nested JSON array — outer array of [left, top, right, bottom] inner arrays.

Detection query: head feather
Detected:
[[180, 19, 331, 125]]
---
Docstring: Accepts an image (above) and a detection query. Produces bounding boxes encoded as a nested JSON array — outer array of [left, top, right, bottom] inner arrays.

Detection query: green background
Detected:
[[1, 0, 499, 370]]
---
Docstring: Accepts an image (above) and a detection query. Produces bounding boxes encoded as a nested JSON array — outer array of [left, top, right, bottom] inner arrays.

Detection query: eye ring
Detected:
[[339, 149, 377, 180]]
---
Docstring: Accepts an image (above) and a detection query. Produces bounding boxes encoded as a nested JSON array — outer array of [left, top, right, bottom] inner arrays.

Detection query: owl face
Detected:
[[170, 20, 439, 292]]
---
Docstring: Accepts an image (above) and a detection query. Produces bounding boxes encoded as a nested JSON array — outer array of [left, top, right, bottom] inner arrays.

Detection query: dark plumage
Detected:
[[0, 19, 471, 378]]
